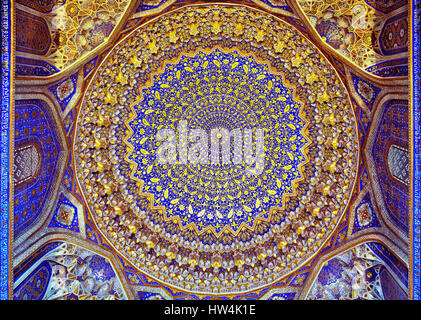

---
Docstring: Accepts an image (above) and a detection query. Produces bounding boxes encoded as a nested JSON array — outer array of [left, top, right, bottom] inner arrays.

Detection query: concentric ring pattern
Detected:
[[74, 4, 359, 294], [125, 48, 309, 235]]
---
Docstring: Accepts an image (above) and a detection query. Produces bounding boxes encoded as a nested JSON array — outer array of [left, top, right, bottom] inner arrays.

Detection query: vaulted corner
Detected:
[[365, 97, 409, 242], [13, 95, 69, 256]]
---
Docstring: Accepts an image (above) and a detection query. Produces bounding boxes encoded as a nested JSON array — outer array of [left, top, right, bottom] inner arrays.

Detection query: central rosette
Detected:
[[125, 49, 308, 234]]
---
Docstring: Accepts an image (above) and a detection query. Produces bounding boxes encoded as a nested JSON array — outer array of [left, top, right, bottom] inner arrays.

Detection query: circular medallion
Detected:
[[75, 4, 359, 294], [125, 48, 309, 235]]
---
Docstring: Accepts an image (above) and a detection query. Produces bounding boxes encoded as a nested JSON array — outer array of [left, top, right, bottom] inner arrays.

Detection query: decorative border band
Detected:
[[411, 0, 421, 300], [0, 0, 13, 301]]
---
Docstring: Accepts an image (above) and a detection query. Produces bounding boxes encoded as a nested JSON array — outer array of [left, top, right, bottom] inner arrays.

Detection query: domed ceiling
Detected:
[[1, 0, 416, 300]]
